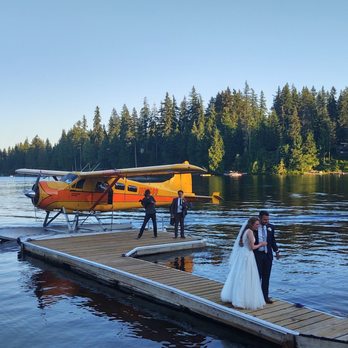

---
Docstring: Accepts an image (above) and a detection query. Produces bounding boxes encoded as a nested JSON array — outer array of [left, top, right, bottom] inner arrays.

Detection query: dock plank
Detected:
[[288, 317, 339, 331], [174, 284, 223, 295], [258, 306, 311, 321], [275, 312, 329, 326], [244, 302, 293, 315], [301, 319, 348, 337]]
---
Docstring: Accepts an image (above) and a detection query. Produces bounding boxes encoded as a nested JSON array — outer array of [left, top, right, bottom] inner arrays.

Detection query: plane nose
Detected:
[[24, 189, 36, 199], [24, 181, 40, 206]]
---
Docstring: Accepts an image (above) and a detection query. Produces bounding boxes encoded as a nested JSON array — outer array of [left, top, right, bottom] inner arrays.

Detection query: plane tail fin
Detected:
[[164, 161, 193, 193], [167, 172, 193, 193]]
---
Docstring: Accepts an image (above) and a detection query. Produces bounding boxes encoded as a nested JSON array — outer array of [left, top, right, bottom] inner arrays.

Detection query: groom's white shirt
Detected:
[[258, 224, 267, 251]]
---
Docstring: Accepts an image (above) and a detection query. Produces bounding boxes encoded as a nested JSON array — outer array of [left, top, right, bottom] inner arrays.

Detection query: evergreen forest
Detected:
[[1, 83, 348, 175]]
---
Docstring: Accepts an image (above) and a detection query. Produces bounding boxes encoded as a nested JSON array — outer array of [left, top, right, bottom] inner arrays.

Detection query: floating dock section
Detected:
[[20, 230, 348, 348]]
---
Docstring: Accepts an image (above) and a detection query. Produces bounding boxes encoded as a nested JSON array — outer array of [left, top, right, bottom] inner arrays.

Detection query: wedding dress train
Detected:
[[221, 221, 265, 310]]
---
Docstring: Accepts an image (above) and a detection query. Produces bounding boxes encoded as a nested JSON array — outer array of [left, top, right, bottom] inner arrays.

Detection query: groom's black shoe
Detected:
[[265, 298, 274, 304]]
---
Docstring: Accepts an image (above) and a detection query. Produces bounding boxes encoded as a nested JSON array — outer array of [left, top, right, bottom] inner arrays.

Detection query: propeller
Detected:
[[24, 174, 41, 205]]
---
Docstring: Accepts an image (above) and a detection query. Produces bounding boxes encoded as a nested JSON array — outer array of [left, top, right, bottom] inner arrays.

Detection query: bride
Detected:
[[221, 217, 267, 310]]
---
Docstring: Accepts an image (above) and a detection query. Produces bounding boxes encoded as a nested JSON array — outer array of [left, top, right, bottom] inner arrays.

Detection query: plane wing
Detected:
[[78, 163, 206, 178], [15, 163, 206, 178], [15, 168, 71, 176]]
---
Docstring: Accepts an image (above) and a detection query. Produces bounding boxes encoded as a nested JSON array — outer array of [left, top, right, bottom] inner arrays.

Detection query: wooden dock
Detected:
[[20, 230, 348, 348]]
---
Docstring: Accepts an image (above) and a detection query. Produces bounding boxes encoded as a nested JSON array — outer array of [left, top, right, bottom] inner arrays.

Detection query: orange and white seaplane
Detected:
[[16, 162, 221, 231]]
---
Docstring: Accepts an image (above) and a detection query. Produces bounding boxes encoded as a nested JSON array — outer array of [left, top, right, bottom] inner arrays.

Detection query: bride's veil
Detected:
[[229, 219, 248, 266]]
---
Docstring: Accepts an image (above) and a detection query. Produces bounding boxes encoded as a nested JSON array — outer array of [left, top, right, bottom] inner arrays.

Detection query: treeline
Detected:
[[1, 84, 347, 175]]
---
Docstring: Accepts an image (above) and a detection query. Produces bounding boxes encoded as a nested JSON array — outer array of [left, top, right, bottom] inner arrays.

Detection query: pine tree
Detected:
[[302, 132, 319, 172], [337, 88, 348, 144], [120, 104, 135, 145], [289, 107, 302, 147], [299, 87, 317, 136], [108, 108, 121, 138], [288, 108, 303, 172], [148, 104, 160, 163], [187, 87, 206, 165], [177, 97, 189, 160], [188, 86, 203, 129], [160, 92, 174, 137], [91, 106, 104, 146], [137, 98, 151, 165], [131, 108, 139, 167], [274, 84, 294, 144], [54, 130, 74, 169], [82, 115, 88, 132], [276, 158, 287, 175], [205, 101, 217, 137], [138, 98, 150, 141], [259, 90, 268, 119], [315, 89, 335, 162], [217, 88, 241, 170], [208, 127, 224, 172], [178, 97, 189, 135], [327, 87, 338, 124]]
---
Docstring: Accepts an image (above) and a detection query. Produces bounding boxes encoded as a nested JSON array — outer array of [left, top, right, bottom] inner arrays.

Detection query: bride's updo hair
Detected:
[[247, 216, 260, 230], [239, 216, 260, 247]]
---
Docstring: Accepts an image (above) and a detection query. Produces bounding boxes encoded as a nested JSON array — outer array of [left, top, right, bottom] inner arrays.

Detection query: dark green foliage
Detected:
[[337, 88, 348, 144], [208, 127, 224, 172], [1, 84, 347, 175], [302, 132, 319, 172]]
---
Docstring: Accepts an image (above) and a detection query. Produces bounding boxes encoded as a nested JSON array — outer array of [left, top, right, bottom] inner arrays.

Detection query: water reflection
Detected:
[[166, 256, 193, 272], [19, 254, 274, 348], [1, 174, 347, 346], [28, 270, 81, 309]]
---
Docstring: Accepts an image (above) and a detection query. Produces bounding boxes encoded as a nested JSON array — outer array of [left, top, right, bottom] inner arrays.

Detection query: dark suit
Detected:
[[253, 223, 279, 301], [138, 195, 157, 238], [170, 197, 188, 238]]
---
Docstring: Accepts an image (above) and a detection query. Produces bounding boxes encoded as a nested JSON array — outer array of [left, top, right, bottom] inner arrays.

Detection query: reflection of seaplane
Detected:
[[16, 162, 221, 231]]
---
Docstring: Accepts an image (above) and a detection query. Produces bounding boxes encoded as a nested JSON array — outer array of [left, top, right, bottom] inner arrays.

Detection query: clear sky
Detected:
[[0, 0, 347, 149]]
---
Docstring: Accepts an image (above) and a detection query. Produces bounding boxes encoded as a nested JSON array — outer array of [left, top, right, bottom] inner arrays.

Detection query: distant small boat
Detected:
[[224, 171, 243, 177]]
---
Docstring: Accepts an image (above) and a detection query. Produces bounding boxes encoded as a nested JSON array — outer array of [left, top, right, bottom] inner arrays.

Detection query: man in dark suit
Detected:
[[170, 190, 188, 238], [253, 210, 280, 304]]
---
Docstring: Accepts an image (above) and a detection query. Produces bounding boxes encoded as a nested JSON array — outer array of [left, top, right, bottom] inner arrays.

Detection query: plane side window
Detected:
[[115, 182, 125, 190], [60, 173, 78, 184], [73, 179, 85, 189], [96, 181, 109, 192], [127, 185, 138, 193]]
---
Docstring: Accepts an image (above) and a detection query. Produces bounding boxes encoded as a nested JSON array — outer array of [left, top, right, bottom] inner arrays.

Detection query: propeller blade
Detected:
[[24, 174, 41, 204], [33, 174, 41, 189]]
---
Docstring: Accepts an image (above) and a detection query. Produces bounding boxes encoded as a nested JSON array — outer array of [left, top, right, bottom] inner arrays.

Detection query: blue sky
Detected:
[[0, 0, 347, 149]]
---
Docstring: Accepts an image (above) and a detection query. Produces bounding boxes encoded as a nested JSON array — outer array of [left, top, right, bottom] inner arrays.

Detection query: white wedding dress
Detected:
[[221, 221, 266, 310]]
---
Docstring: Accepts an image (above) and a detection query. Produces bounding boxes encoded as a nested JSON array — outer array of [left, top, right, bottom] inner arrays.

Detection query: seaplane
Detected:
[[16, 162, 221, 231]]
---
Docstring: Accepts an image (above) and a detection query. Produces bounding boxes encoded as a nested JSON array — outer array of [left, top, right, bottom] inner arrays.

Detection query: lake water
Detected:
[[0, 174, 347, 347]]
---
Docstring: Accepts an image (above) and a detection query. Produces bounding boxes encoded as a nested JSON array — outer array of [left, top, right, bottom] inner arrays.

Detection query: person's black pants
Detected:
[[138, 213, 157, 237], [254, 251, 272, 300], [174, 213, 185, 237]]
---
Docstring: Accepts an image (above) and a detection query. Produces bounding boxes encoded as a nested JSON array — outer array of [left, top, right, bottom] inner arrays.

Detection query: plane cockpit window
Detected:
[[60, 173, 78, 184], [115, 182, 125, 190], [128, 185, 138, 192], [73, 179, 85, 189]]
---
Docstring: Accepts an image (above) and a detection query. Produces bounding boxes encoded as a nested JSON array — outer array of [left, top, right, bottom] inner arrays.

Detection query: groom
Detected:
[[253, 211, 280, 304]]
